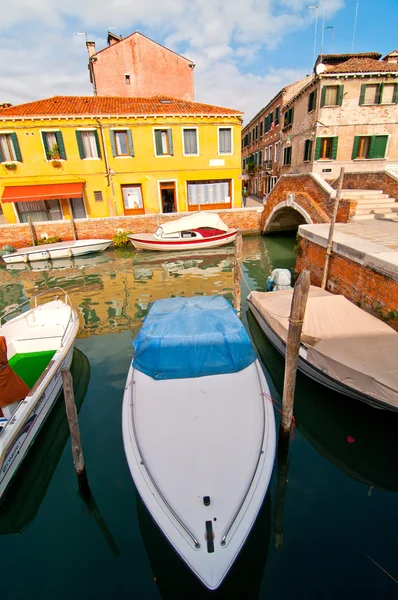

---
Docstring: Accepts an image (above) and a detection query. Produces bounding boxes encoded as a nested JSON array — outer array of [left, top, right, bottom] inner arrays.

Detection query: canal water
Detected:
[[0, 235, 397, 599]]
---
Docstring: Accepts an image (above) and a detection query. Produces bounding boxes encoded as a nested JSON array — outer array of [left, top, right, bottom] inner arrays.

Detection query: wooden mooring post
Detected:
[[281, 270, 311, 435], [233, 230, 243, 315], [274, 432, 290, 551], [61, 368, 90, 496], [27, 215, 37, 246], [69, 209, 78, 242], [321, 167, 345, 289]]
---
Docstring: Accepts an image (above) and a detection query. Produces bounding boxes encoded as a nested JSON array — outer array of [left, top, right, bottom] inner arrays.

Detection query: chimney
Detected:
[[86, 41, 96, 58]]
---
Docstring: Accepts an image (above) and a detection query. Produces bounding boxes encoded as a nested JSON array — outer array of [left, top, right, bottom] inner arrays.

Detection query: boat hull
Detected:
[[122, 360, 275, 589], [2, 240, 111, 264], [248, 300, 396, 412], [128, 230, 237, 251]]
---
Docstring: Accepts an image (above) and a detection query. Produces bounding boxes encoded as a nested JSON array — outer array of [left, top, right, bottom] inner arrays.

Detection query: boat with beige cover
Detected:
[[248, 286, 398, 411]]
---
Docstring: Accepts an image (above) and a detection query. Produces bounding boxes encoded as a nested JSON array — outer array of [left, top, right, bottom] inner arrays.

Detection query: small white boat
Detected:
[[2, 239, 112, 264], [248, 286, 398, 411], [0, 289, 79, 500], [128, 213, 237, 251], [122, 296, 276, 590]]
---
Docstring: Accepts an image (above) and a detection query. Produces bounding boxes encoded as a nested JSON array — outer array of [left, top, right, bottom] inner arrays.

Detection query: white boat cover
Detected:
[[159, 213, 229, 235], [248, 286, 398, 408]]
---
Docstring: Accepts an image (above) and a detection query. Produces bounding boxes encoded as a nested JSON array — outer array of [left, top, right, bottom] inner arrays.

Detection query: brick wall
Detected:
[[296, 237, 398, 331], [333, 171, 398, 201], [261, 174, 354, 232], [0, 208, 262, 249]]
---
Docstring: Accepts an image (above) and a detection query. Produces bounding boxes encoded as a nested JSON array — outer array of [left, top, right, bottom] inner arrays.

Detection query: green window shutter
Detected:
[[331, 137, 338, 160], [10, 133, 22, 162], [127, 130, 134, 156], [314, 137, 322, 160], [94, 130, 101, 158], [321, 86, 327, 107], [55, 131, 66, 160], [376, 83, 383, 105], [269, 110, 273, 126], [393, 83, 398, 104], [372, 135, 388, 159], [76, 131, 85, 159], [359, 84, 366, 106], [167, 129, 173, 155], [337, 85, 344, 106], [0, 142, 3, 163], [154, 130, 163, 155], [351, 136, 360, 159], [41, 131, 50, 159], [109, 131, 117, 157]]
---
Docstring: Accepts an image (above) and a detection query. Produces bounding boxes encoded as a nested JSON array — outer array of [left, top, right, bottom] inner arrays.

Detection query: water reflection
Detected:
[[1, 240, 280, 338], [247, 310, 398, 492]]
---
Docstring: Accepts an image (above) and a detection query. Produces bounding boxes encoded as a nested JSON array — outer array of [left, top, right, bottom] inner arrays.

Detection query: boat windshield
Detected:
[[155, 227, 163, 237]]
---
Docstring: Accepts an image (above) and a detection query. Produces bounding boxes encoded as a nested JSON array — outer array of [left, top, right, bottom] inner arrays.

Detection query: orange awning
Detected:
[[2, 182, 84, 203]]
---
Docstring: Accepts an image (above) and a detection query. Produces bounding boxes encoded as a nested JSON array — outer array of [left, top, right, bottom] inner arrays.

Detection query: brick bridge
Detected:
[[260, 173, 353, 233], [260, 171, 398, 233]]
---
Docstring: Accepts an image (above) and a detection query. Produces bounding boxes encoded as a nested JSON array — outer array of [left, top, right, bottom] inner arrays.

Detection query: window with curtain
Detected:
[[187, 180, 230, 206], [183, 129, 198, 155], [82, 131, 99, 158], [218, 128, 232, 154], [381, 84, 396, 104], [364, 84, 379, 105], [43, 132, 58, 157], [114, 131, 129, 156], [154, 129, 173, 156], [16, 200, 62, 223], [324, 86, 339, 106], [0, 134, 17, 161]]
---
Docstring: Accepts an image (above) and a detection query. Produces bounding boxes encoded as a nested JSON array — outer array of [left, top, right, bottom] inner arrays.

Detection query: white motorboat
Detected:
[[266, 268, 292, 292], [0, 289, 79, 500], [122, 296, 276, 590], [248, 286, 398, 411], [128, 213, 237, 251], [2, 239, 112, 264]]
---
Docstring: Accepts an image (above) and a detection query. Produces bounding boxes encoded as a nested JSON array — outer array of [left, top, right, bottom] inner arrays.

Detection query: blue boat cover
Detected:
[[133, 296, 256, 380]]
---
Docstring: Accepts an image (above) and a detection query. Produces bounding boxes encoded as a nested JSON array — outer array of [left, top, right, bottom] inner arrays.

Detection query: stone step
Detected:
[[344, 194, 391, 201], [355, 202, 398, 210], [355, 198, 396, 205], [342, 189, 385, 196], [355, 206, 397, 215], [352, 215, 378, 221]]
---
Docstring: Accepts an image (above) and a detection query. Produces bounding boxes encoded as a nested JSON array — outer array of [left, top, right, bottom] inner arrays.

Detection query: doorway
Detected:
[[159, 182, 176, 213], [70, 197, 87, 219]]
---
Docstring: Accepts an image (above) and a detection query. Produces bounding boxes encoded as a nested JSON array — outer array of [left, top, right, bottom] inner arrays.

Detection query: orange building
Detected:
[[87, 31, 195, 101]]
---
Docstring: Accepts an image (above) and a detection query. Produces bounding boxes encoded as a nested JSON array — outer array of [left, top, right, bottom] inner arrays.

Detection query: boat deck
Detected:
[[9, 350, 55, 389]]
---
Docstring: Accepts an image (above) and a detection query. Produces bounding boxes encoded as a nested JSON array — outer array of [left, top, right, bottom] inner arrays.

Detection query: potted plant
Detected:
[[48, 144, 62, 167], [4, 162, 17, 171]]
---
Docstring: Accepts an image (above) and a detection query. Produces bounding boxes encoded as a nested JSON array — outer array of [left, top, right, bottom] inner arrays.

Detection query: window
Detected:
[[308, 90, 317, 113], [321, 85, 344, 107], [314, 137, 338, 160], [70, 197, 86, 219], [274, 142, 279, 163], [283, 146, 292, 165], [218, 127, 232, 154], [122, 184, 144, 214], [94, 191, 103, 202], [76, 130, 101, 159], [125, 74, 131, 85], [259, 150, 262, 165], [352, 135, 388, 159], [183, 128, 198, 155], [304, 139, 313, 162], [275, 106, 280, 126], [364, 84, 379, 105], [283, 108, 294, 129], [41, 131, 66, 160], [260, 122, 263, 137], [187, 180, 231, 207], [0, 133, 22, 162], [16, 200, 62, 223], [381, 83, 398, 104], [154, 129, 173, 156], [110, 129, 134, 157]]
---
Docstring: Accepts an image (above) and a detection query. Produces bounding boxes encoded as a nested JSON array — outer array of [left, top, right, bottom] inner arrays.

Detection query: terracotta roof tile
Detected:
[[320, 52, 382, 62], [0, 95, 243, 118], [326, 57, 398, 73]]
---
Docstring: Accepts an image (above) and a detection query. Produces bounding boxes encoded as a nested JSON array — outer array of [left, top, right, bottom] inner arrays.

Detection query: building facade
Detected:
[[87, 32, 195, 101], [0, 96, 242, 225], [241, 75, 312, 197], [279, 52, 398, 182]]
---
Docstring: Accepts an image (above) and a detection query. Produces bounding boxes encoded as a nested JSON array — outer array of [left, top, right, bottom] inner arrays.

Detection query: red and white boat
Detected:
[[128, 214, 237, 251]]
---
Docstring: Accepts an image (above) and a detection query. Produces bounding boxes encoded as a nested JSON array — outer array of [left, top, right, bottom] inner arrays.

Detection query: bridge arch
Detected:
[[263, 199, 313, 233]]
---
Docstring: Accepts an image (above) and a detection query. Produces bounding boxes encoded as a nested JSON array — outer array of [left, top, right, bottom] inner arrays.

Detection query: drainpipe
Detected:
[[96, 119, 118, 216]]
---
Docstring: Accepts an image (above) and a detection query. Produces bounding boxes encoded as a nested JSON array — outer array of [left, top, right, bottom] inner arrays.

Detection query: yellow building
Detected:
[[0, 96, 243, 225]]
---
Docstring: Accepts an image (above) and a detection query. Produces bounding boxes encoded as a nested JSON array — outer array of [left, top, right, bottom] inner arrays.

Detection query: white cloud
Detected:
[[0, 0, 345, 122]]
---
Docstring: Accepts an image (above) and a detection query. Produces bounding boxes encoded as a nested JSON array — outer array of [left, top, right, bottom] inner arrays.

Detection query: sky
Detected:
[[0, 0, 397, 123]]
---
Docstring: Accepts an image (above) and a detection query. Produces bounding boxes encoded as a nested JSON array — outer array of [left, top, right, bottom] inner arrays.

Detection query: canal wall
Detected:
[[296, 224, 398, 332], [0, 207, 262, 249]]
